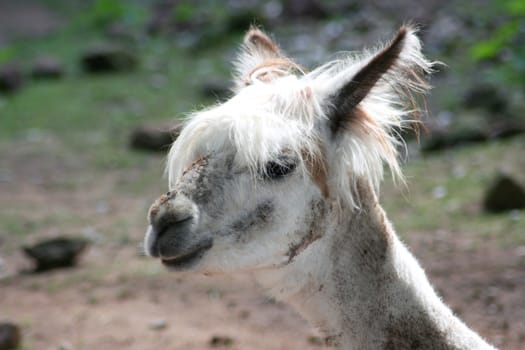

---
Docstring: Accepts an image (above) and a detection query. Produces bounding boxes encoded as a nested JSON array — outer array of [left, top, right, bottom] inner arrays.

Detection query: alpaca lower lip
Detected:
[[160, 240, 213, 270]]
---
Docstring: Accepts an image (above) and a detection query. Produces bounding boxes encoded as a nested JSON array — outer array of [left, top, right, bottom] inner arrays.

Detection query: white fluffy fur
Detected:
[[167, 75, 322, 187]]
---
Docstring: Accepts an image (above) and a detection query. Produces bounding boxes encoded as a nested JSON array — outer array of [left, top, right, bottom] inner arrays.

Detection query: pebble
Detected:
[[432, 186, 447, 199], [148, 320, 167, 331]]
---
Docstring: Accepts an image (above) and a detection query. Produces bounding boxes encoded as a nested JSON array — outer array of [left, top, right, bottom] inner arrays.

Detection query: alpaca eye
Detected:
[[265, 160, 296, 179]]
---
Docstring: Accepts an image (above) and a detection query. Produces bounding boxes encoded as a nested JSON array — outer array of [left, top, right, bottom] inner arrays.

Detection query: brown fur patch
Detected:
[[148, 202, 160, 223], [182, 156, 208, 176], [303, 147, 330, 199], [148, 191, 177, 223], [350, 107, 395, 160], [242, 28, 305, 86]]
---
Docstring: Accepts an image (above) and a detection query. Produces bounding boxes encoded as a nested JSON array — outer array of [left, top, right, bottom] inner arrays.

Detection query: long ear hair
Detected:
[[308, 25, 435, 208]]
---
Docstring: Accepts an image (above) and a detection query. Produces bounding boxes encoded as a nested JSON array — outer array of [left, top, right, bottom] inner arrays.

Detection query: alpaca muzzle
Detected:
[[144, 192, 212, 269]]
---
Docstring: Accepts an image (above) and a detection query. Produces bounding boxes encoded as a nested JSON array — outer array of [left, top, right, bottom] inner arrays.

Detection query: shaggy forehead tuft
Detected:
[[166, 76, 323, 188]]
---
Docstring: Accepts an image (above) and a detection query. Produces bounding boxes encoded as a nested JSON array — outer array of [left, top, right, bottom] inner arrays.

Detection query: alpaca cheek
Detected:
[[285, 198, 327, 263], [228, 201, 275, 243]]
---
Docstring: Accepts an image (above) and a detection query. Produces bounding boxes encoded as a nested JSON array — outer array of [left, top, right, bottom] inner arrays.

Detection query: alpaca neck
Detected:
[[254, 182, 495, 349]]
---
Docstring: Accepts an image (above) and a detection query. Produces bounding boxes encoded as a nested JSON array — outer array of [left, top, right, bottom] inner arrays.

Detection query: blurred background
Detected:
[[0, 0, 524, 349]]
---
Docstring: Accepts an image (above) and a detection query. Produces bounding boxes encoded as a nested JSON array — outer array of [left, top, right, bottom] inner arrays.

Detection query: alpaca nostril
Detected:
[[156, 215, 193, 239], [145, 214, 194, 258]]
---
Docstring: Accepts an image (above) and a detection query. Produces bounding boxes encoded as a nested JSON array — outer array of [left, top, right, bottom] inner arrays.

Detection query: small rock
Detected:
[[307, 335, 324, 346], [489, 121, 525, 140], [463, 84, 508, 114], [0, 63, 24, 94], [148, 319, 167, 331], [57, 342, 73, 350], [238, 310, 250, 319], [515, 246, 525, 257], [31, 56, 64, 80], [483, 174, 525, 213], [432, 186, 447, 199], [95, 201, 110, 214], [23, 237, 89, 272], [80, 43, 137, 74], [421, 129, 488, 153], [207, 288, 222, 299], [0, 322, 21, 350], [209, 335, 234, 347], [106, 22, 137, 42], [129, 124, 181, 152], [509, 210, 521, 221]]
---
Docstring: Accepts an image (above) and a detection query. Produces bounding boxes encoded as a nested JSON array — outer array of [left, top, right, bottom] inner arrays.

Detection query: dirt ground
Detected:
[[2, 195, 525, 350], [1, 141, 524, 350]]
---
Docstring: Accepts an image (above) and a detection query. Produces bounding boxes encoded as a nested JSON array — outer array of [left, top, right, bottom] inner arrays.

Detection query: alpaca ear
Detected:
[[326, 26, 428, 134], [233, 27, 293, 90]]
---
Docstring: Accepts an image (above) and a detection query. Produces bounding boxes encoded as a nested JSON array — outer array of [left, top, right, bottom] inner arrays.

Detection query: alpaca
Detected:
[[143, 26, 496, 349]]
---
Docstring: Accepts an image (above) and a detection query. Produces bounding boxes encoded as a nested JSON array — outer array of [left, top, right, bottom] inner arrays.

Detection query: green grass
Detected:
[[1, 24, 236, 174], [3, 50, 200, 137], [0, 212, 37, 238]]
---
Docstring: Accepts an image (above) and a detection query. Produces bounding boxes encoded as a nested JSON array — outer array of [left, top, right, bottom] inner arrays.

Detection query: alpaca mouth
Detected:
[[160, 239, 213, 270]]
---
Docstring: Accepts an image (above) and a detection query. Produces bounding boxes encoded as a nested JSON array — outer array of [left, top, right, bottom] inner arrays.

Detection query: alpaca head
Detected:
[[143, 26, 432, 274]]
